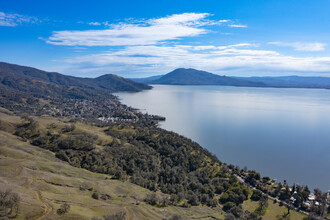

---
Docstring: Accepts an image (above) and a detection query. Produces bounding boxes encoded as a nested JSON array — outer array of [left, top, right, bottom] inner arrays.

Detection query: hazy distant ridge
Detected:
[[234, 75, 330, 89], [132, 68, 330, 89]]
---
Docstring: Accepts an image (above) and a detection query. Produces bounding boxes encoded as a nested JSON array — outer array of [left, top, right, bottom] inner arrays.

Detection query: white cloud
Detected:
[[0, 11, 38, 27], [228, 24, 247, 28], [43, 13, 330, 76], [61, 44, 330, 75], [150, 13, 209, 25], [212, 48, 279, 56], [88, 22, 101, 26], [192, 45, 217, 50], [217, 43, 258, 50], [45, 13, 229, 46], [269, 42, 327, 52]]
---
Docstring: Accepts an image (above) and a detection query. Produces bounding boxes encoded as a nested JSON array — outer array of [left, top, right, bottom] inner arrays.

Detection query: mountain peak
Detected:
[[151, 68, 261, 86]]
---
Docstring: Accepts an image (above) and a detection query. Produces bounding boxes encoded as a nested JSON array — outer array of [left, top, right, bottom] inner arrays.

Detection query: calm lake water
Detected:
[[116, 85, 330, 191]]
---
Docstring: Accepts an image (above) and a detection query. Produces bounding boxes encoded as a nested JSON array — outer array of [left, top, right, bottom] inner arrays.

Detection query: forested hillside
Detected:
[[0, 62, 151, 99]]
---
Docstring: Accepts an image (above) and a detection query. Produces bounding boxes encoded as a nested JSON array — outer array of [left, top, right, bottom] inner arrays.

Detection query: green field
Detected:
[[243, 199, 306, 220]]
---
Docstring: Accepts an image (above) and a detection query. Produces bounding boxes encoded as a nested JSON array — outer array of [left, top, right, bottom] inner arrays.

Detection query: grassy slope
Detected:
[[0, 112, 225, 220], [243, 199, 306, 220]]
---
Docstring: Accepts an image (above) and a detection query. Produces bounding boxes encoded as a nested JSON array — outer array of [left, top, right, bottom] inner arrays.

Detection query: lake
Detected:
[[116, 85, 330, 191]]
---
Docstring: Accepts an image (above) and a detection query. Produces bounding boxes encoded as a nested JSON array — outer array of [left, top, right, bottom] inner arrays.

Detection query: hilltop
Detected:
[[150, 68, 264, 86]]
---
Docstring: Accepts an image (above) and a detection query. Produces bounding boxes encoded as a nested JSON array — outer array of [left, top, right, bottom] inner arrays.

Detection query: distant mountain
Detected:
[[149, 68, 265, 87], [234, 76, 330, 89], [132, 68, 330, 89], [130, 75, 163, 83], [0, 62, 151, 99]]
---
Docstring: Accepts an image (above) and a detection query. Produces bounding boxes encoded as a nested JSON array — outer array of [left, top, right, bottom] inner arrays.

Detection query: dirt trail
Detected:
[[34, 190, 53, 219], [124, 206, 134, 220]]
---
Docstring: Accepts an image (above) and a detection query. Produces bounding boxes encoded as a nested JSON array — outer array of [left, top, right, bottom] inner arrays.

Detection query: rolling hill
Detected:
[[0, 111, 227, 219], [0, 62, 151, 99]]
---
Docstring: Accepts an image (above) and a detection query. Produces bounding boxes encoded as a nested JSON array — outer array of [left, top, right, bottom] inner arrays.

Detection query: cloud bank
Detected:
[[43, 13, 330, 76], [64, 43, 330, 75]]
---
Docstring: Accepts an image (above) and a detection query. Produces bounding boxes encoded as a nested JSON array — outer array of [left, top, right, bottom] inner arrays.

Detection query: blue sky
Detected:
[[1, 0, 330, 77]]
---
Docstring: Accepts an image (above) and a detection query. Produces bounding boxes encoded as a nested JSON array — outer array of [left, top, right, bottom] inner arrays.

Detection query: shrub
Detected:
[[187, 193, 200, 206], [56, 203, 70, 215], [92, 191, 99, 200], [163, 214, 182, 220], [229, 205, 243, 218], [223, 201, 236, 212], [14, 117, 40, 140], [250, 190, 262, 201], [0, 189, 20, 218], [62, 124, 75, 133], [144, 193, 159, 206], [160, 197, 170, 207], [224, 213, 236, 220]]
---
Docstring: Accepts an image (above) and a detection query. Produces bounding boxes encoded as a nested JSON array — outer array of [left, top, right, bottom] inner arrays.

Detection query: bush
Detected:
[[0, 189, 20, 218], [92, 191, 99, 200], [223, 201, 236, 212], [229, 205, 243, 218], [62, 124, 75, 133], [219, 187, 247, 205], [262, 176, 270, 182], [250, 190, 262, 201], [56, 203, 70, 215], [144, 193, 159, 206], [224, 213, 236, 220], [160, 197, 170, 207], [187, 193, 200, 206], [14, 117, 40, 140], [163, 214, 182, 220]]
